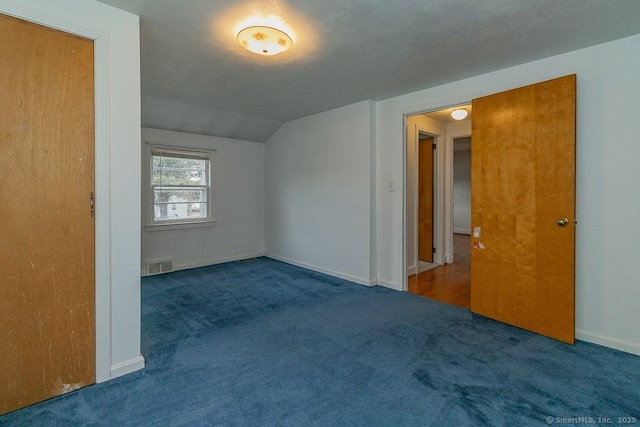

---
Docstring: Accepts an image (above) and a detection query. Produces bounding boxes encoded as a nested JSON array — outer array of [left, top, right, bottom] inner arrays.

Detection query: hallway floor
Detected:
[[408, 233, 471, 308]]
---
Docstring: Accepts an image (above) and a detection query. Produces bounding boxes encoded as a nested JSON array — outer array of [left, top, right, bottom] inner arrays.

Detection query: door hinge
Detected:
[[432, 247, 436, 254], [90, 191, 95, 217], [432, 143, 436, 150]]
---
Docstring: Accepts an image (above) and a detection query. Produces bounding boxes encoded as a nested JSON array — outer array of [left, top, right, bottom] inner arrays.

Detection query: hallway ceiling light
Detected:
[[451, 109, 469, 120], [237, 26, 292, 56]]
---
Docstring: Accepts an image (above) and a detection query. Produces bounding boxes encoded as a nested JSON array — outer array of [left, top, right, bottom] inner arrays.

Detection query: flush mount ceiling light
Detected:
[[451, 109, 469, 120], [237, 26, 292, 56]]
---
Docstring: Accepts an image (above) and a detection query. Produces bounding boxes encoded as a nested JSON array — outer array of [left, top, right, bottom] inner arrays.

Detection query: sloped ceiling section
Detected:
[[143, 96, 285, 143], [97, 0, 640, 142]]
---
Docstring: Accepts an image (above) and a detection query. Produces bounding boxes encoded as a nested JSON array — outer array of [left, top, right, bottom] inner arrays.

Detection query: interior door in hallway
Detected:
[[470, 75, 576, 344], [418, 137, 434, 263], [0, 14, 95, 414]]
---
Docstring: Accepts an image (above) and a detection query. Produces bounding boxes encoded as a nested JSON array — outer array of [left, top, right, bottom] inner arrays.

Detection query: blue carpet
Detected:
[[2, 257, 639, 426]]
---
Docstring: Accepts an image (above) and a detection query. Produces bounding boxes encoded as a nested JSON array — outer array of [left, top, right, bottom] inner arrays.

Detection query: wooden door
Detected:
[[0, 15, 95, 414], [470, 75, 576, 344], [418, 137, 434, 263]]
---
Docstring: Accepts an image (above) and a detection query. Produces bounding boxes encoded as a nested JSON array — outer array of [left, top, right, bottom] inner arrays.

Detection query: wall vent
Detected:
[[146, 259, 173, 275]]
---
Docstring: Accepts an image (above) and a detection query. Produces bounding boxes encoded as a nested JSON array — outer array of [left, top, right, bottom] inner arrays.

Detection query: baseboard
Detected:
[[376, 279, 402, 291], [576, 330, 640, 356], [265, 253, 375, 286], [407, 265, 417, 276], [141, 252, 265, 276], [110, 354, 145, 380], [454, 228, 471, 235]]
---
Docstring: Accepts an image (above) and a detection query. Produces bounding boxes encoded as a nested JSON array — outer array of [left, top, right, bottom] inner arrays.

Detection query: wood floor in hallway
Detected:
[[408, 233, 471, 308]]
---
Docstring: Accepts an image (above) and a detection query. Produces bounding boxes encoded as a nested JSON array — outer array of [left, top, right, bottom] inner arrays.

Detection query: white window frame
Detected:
[[144, 143, 216, 230]]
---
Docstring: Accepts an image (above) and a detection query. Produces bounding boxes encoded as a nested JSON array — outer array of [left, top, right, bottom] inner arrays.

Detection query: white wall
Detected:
[[265, 101, 376, 285], [453, 140, 471, 234], [0, 0, 143, 380], [141, 128, 265, 272], [376, 34, 640, 355]]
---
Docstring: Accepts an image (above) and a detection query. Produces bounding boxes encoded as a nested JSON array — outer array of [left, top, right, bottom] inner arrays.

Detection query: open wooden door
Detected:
[[418, 137, 434, 263], [470, 75, 576, 344], [0, 15, 95, 413]]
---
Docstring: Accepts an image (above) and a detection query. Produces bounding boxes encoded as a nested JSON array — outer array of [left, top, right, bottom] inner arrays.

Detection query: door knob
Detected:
[[556, 218, 569, 227]]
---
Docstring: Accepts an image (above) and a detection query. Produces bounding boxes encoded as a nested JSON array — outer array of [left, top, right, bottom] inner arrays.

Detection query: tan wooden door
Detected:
[[470, 75, 576, 344], [418, 137, 434, 263], [0, 14, 95, 414]]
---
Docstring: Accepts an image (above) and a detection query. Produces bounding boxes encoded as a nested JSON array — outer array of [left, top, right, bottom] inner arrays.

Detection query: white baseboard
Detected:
[[141, 252, 265, 276], [417, 261, 439, 273], [265, 253, 375, 286], [454, 228, 471, 235], [407, 264, 416, 276], [576, 330, 640, 356], [376, 279, 402, 291], [109, 354, 145, 380]]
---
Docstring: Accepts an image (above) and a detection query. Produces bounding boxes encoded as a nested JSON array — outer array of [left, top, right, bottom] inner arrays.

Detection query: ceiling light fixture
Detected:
[[451, 109, 469, 120], [237, 26, 292, 56]]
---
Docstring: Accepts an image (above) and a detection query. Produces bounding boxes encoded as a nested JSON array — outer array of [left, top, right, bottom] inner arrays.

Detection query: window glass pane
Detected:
[[152, 155, 208, 186], [154, 188, 205, 202], [153, 187, 207, 221], [154, 188, 206, 221], [154, 202, 206, 221]]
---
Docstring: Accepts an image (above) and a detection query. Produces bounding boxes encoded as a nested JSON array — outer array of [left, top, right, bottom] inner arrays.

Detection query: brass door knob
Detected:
[[556, 218, 569, 227]]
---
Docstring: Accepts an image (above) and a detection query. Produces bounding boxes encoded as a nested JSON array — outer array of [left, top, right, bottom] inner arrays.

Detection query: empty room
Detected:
[[2, 0, 640, 425]]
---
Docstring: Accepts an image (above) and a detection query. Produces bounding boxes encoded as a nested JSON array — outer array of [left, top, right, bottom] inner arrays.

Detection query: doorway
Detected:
[[405, 105, 472, 308], [402, 75, 576, 343]]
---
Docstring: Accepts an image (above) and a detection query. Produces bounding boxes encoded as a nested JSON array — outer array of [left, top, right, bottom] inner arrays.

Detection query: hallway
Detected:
[[408, 233, 470, 308]]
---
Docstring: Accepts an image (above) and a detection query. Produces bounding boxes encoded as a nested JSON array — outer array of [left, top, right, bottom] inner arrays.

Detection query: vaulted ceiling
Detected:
[[97, 0, 640, 142]]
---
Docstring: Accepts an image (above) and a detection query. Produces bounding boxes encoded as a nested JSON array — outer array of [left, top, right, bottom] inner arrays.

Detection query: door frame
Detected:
[[400, 93, 482, 291], [411, 130, 439, 274], [0, 3, 113, 382], [416, 131, 437, 268]]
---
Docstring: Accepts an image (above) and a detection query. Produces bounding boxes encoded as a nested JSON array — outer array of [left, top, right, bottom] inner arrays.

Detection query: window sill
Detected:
[[144, 219, 218, 232]]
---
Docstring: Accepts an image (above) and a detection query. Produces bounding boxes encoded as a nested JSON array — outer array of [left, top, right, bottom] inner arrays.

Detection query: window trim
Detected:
[[144, 143, 217, 230]]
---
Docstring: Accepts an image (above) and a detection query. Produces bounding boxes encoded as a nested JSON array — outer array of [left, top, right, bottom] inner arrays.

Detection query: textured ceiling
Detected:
[[97, 0, 640, 142]]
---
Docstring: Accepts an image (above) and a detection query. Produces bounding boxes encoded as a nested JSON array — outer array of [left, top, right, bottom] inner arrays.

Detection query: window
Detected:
[[148, 146, 213, 226]]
